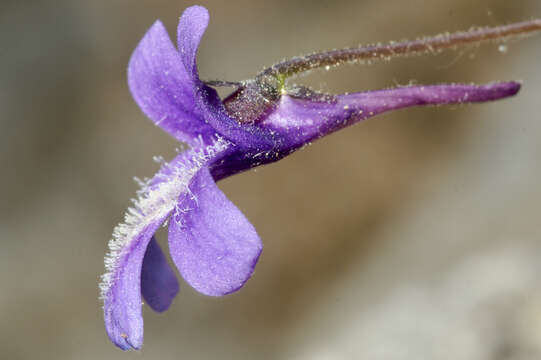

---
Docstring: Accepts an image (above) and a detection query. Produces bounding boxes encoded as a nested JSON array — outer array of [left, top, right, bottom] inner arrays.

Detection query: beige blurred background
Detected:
[[1, 0, 540, 359]]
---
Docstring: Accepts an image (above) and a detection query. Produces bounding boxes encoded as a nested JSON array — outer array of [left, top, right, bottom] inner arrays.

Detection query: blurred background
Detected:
[[1, 0, 540, 359]]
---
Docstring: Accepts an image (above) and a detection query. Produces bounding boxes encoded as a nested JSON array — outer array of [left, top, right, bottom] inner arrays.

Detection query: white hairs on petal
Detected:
[[99, 136, 231, 300]]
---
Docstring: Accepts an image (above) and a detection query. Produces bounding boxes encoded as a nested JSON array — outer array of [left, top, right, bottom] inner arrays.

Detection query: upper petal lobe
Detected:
[[128, 19, 214, 145], [177, 5, 209, 79]]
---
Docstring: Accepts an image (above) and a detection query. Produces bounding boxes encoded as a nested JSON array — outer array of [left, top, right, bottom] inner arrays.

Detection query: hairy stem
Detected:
[[204, 80, 243, 87], [259, 19, 541, 79]]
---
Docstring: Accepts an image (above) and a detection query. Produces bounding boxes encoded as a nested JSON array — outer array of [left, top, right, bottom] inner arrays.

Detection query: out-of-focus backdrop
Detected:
[[1, 0, 540, 359]]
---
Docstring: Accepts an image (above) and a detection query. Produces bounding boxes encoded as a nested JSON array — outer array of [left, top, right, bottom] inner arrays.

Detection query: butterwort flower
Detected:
[[101, 5, 541, 350]]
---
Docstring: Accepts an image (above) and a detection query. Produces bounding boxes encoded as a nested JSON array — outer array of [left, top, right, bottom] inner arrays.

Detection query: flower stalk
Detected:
[[260, 19, 541, 79]]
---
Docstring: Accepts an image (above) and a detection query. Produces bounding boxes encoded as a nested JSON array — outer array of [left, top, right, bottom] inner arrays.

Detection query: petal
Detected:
[[262, 82, 521, 149], [168, 167, 262, 296], [101, 139, 230, 350], [103, 215, 170, 350], [177, 5, 209, 79], [127, 20, 215, 144], [176, 6, 277, 149], [141, 237, 179, 312]]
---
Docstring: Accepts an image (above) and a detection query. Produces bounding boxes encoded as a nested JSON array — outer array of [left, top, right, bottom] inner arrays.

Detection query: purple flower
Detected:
[[101, 5, 532, 350]]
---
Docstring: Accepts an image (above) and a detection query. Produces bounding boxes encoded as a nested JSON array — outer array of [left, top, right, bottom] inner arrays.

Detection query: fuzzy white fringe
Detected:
[[99, 136, 230, 300]]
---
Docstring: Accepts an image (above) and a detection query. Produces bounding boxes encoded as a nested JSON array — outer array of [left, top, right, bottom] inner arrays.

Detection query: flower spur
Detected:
[[101, 5, 541, 350]]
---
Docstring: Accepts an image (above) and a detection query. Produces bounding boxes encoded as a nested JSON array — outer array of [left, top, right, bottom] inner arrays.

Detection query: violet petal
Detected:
[[176, 6, 276, 148], [177, 5, 208, 78], [168, 167, 262, 296], [102, 138, 230, 350], [127, 20, 214, 145], [103, 215, 170, 350], [141, 237, 179, 312]]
